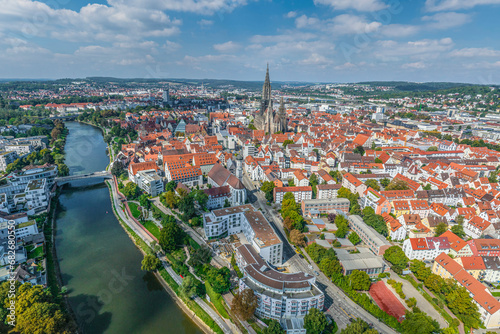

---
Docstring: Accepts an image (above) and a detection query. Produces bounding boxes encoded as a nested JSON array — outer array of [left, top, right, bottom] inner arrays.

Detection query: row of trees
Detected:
[[410, 260, 481, 329], [281, 192, 308, 248], [337, 187, 361, 215], [361, 207, 388, 237], [0, 282, 71, 333]]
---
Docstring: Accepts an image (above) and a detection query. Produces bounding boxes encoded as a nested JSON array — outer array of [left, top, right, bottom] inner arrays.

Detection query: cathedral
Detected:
[[253, 65, 287, 134]]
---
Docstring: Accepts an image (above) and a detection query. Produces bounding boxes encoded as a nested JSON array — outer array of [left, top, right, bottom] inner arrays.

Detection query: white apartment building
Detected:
[[402, 237, 451, 260], [236, 244, 324, 324], [273, 186, 312, 204], [25, 178, 49, 213], [203, 204, 283, 265], [135, 169, 164, 196], [0, 151, 17, 172]]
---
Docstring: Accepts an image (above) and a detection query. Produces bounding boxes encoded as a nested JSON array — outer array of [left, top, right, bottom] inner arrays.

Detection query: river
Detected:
[[54, 121, 202, 334]]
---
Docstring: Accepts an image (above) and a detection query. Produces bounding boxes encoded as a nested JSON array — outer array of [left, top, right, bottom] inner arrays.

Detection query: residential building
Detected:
[[300, 198, 350, 218], [273, 186, 312, 204], [203, 204, 283, 265], [316, 183, 342, 200], [402, 237, 451, 260], [348, 215, 391, 256]]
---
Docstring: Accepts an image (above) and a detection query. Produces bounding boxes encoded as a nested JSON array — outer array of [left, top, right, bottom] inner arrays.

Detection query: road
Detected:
[[108, 179, 155, 246], [240, 172, 398, 334]]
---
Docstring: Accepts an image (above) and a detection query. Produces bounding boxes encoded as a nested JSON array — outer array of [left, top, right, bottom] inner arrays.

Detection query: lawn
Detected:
[[492, 291, 500, 297], [142, 220, 161, 239], [128, 202, 142, 219], [28, 245, 44, 259], [205, 281, 229, 319]]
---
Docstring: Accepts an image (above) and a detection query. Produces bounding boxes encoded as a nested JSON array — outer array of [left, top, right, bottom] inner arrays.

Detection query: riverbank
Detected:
[[45, 190, 80, 333], [105, 180, 216, 334]]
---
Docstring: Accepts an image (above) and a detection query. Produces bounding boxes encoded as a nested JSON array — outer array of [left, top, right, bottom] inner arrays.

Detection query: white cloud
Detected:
[[422, 12, 471, 29], [313, 0, 387, 11], [213, 41, 241, 52], [197, 19, 214, 27], [334, 62, 356, 70], [299, 53, 334, 67], [286, 11, 298, 18], [378, 24, 420, 37], [294, 14, 382, 35], [329, 14, 381, 35], [373, 38, 454, 61], [0, 0, 181, 43], [425, 0, 500, 11], [402, 61, 427, 69], [108, 0, 252, 15], [450, 47, 500, 57]]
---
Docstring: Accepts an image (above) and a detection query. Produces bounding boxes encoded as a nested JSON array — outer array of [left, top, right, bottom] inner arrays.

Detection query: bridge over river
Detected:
[[55, 170, 112, 185]]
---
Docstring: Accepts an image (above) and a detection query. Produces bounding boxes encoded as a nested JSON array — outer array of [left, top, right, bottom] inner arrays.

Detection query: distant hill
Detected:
[[356, 81, 473, 92]]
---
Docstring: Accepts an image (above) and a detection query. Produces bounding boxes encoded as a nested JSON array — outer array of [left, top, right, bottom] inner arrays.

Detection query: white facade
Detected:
[[135, 169, 164, 196]]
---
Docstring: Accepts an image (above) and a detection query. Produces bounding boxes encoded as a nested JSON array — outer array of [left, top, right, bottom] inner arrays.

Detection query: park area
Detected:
[[369, 281, 406, 322]]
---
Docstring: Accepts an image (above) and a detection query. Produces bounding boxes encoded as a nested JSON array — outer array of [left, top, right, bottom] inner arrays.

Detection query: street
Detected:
[[240, 172, 398, 334]]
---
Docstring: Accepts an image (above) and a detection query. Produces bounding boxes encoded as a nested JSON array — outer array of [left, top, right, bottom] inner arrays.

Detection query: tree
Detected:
[[139, 194, 151, 210], [165, 180, 177, 192], [188, 247, 211, 268], [141, 254, 160, 271], [348, 232, 361, 245], [451, 225, 466, 239], [434, 222, 448, 237], [304, 308, 327, 334], [353, 145, 365, 156], [455, 215, 464, 225], [319, 257, 342, 278], [122, 182, 140, 200], [161, 190, 178, 209], [335, 223, 348, 238], [205, 266, 231, 294], [193, 189, 209, 209], [340, 318, 374, 334], [11, 283, 68, 334], [179, 276, 201, 299], [427, 146, 438, 151], [401, 311, 440, 334], [57, 163, 70, 177], [224, 198, 231, 207], [261, 181, 276, 203], [380, 178, 390, 187], [159, 220, 183, 252], [423, 184, 432, 190], [111, 160, 125, 177], [232, 288, 258, 321], [349, 270, 371, 291], [385, 179, 409, 191], [383, 246, 409, 273], [364, 179, 380, 191], [283, 139, 294, 148], [374, 157, 383, 164], [263, 320, 285, 334], [290, 229, 306, 247]]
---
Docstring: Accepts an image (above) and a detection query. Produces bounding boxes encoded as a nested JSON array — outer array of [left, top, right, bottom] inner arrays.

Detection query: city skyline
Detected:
[[1, 0, 500, 83]]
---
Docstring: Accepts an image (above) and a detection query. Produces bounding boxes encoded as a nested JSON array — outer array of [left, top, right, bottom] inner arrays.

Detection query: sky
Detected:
[[1, 0, 500, 83]]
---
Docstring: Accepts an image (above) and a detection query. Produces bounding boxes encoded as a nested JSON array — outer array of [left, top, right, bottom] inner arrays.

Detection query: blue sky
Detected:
[[1, 0, 500, 83]]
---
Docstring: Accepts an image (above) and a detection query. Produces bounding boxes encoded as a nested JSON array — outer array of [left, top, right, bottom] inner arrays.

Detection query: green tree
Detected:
[[319, 257, 343, 278], [380, 178, 390, 187], [141, 254, 160, 271], [111, 160, 125, 177], [374, 157, 383, 163], [349, 270, 371, 291], [282, 139, 294, 148], [340, 318, 374, 334], [348, 232, 361, 245], [434, 222, 448, 237], [353, 145, 365, 156], [122, 182, 140, 200], [263, 320, 285, 334], [304, 308, 327, 334], [159, 220, 183, 252], [451, 225, 466, 239], [383, 246, 409, 273], [401, 311, 440, 334], [427, 146, 438, 151], [179, 276, 202, 299], [139, 194, 151, 210], [261, 181, 276, 202], [364, 179, 380, 191], [385, 179, 409, 191], [231, 288, 258, 321]]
